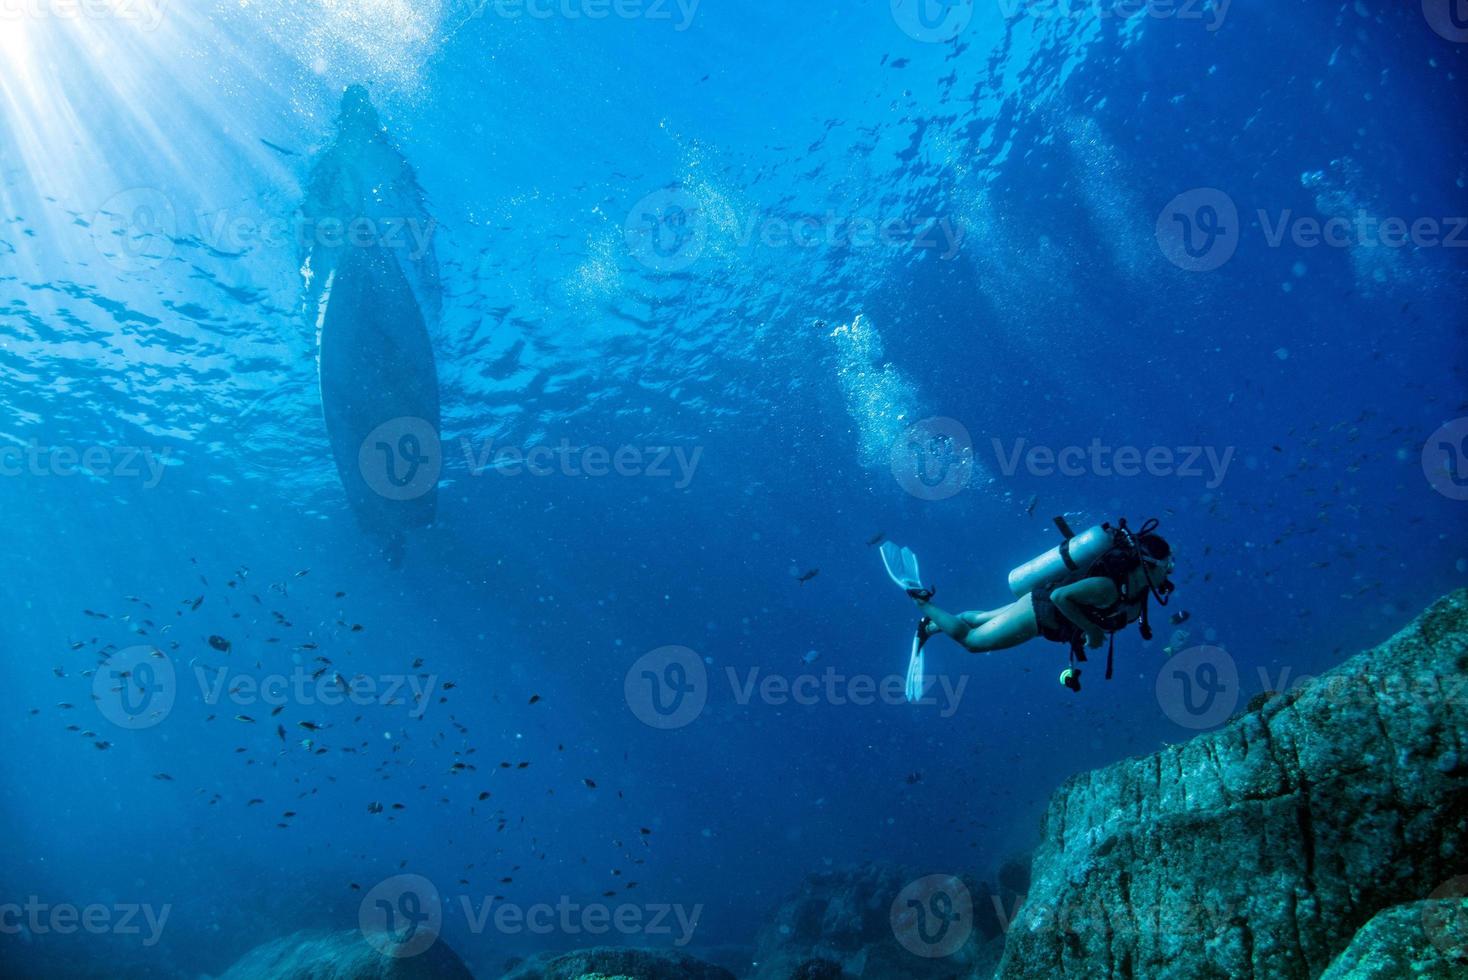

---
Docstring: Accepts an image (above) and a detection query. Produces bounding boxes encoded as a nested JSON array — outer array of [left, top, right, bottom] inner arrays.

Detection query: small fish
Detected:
[[528, 695, 542, 705], [235, 714, 256, 724], [208, 635, 231, 653], [583, 779, 598, 789], [801, 650, 821, 665], [866, 532, 887, 547], [797, 568, 820, 585], [153, 773, 173, 781], [367, 801, 384, 814], [1170, 611, 1192, 626]]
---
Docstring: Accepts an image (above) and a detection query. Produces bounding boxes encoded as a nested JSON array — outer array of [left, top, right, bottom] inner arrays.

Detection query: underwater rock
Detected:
[[995, 855, 1031, 899], [498, 945, 736, 980], [995, 590, 1468, 979], [789, 957, 845, 979], [1318, 899, 1468, 979], [749, 864, 989, 979], [213, 929, 472, 979]]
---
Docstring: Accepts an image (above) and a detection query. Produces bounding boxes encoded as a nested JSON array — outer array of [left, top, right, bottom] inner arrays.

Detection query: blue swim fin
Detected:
[[880, 541, 922, 592], [905, 618, 933, 703]]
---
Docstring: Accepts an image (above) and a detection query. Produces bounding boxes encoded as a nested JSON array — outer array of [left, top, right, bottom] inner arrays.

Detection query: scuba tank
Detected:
[[1014, 515, 1176, 692], [1007, 516, 1116, 598]]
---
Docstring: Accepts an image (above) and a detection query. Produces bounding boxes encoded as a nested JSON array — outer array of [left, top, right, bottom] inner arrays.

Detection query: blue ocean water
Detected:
[[1, 1, 1466, 976]]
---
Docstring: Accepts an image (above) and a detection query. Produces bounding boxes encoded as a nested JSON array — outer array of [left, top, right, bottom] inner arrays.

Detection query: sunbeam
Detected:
[[0, 0, 459, 288]]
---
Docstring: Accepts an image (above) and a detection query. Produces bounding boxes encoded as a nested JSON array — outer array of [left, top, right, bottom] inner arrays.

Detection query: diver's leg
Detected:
[[960, 607, 1010, 628], [957, 600, 1041, 653], [918, 601, 982, 643], [918, 596, 1037, 653]]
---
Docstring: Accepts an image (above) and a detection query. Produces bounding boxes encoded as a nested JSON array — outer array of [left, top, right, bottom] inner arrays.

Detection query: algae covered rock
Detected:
[[214, 928, 473, 979], [499, 945, 736, 980], [789, 957, 845, 979], [995, 590, 1468, 979], [1319, 898, 1468, 979], [750, 864, 990, 979]]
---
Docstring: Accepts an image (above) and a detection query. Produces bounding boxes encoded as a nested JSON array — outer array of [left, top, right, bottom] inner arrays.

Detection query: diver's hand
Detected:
[[1086, 630, 1105, 650]]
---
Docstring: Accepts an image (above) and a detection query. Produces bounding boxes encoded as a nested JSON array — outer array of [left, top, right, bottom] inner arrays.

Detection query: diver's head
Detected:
[[338, 84, 381, 135], [1140, 533, 1174, 578]]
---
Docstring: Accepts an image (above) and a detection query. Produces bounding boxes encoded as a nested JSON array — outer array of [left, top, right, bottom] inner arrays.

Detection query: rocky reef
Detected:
[[214, 928, 474, 979], [747, 864, 1001, 979], [499, 945, 736, 980], [994, 590, 1468, 979]]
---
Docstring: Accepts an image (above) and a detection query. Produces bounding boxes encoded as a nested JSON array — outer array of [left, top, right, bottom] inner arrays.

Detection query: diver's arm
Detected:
[[1051, 578, 1117, 649]]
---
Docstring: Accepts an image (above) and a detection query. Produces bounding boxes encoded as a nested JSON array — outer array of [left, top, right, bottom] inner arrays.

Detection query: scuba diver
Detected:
[[882, 517, 1175, 697]]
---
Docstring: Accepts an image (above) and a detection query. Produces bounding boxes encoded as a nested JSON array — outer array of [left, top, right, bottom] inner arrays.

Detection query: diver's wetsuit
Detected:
[[1031, 582, 1140, 647]]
